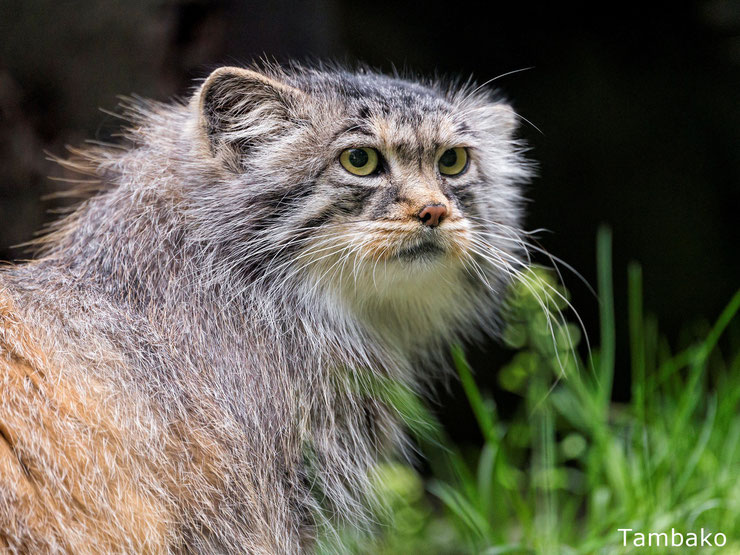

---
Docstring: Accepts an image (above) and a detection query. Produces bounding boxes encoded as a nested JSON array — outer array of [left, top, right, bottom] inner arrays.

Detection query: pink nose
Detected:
[[418, 204, 448, 227]]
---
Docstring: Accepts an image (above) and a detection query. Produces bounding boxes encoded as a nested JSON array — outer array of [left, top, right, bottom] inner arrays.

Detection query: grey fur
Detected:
[[0, 62, 531, 553]]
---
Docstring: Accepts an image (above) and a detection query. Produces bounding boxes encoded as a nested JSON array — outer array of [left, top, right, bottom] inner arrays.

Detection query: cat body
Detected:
[[0, 64, 529, 552]]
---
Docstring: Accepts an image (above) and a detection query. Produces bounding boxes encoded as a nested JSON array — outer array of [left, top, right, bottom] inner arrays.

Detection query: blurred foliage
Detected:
[[319, 227, 740, 553]]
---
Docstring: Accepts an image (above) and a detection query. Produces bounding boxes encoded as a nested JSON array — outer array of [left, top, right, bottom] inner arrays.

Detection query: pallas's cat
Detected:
[[0, 63, 530, 552]]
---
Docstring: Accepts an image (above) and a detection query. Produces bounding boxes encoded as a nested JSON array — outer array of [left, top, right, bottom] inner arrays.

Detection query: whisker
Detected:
[[465, 240, 579, 384], [468, 217, 595, 297], [454, 67, 534, 107]]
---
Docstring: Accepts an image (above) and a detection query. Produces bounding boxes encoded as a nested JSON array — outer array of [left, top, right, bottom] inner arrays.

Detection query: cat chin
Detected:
[[335, 254, 471, 309], [393, 238, 447, 261], [336, 260, 480, 355]]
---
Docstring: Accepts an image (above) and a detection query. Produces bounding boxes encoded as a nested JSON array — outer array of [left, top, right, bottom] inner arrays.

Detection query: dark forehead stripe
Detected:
[[389, 141, 428, 165], [332, 121, 374, 143], [455, 121, 472, 134]]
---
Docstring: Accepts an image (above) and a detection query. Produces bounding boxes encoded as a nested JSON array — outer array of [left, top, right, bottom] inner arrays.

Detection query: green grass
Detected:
[[318, 227, 740, 554]]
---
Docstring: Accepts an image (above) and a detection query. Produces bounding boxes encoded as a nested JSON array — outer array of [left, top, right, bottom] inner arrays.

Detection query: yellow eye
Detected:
[[339, 148, 379, 176], [438, 147, 468, 176]]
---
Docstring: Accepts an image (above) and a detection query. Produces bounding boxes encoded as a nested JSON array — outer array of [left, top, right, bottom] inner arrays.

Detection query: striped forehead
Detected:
[[341, 107, 468, 164]]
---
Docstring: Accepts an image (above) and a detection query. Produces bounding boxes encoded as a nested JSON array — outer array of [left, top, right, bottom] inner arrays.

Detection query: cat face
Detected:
[[194, 65, 529, 329]]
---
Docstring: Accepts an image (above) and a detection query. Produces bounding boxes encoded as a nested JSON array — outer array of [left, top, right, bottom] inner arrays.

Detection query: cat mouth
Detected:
[[356, 220, 470, 263], [395, 237, 447, 260]]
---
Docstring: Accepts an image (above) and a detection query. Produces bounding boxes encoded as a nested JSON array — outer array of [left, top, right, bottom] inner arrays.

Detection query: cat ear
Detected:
[[197, 66, 304, 167], [483, 102, 519, 138], [492, 103, 518, 133]]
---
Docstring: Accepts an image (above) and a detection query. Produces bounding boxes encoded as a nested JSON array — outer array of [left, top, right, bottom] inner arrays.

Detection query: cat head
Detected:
[[188, 63, 531, 346]]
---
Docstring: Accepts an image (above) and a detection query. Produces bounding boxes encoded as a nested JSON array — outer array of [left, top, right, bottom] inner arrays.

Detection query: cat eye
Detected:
[[438, 147, 468, 176], [339, 148, 379, 176]]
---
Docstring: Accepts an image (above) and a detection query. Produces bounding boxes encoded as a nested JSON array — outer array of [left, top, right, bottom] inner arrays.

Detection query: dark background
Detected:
[[1, 1, 738, 443]]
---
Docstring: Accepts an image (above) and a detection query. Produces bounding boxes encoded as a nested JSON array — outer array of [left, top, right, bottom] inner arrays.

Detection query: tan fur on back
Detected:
[[0, 290, 173, 552]]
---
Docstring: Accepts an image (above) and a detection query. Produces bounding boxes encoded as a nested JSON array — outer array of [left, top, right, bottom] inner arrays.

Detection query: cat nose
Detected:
[[417, 204, 448, 227]]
